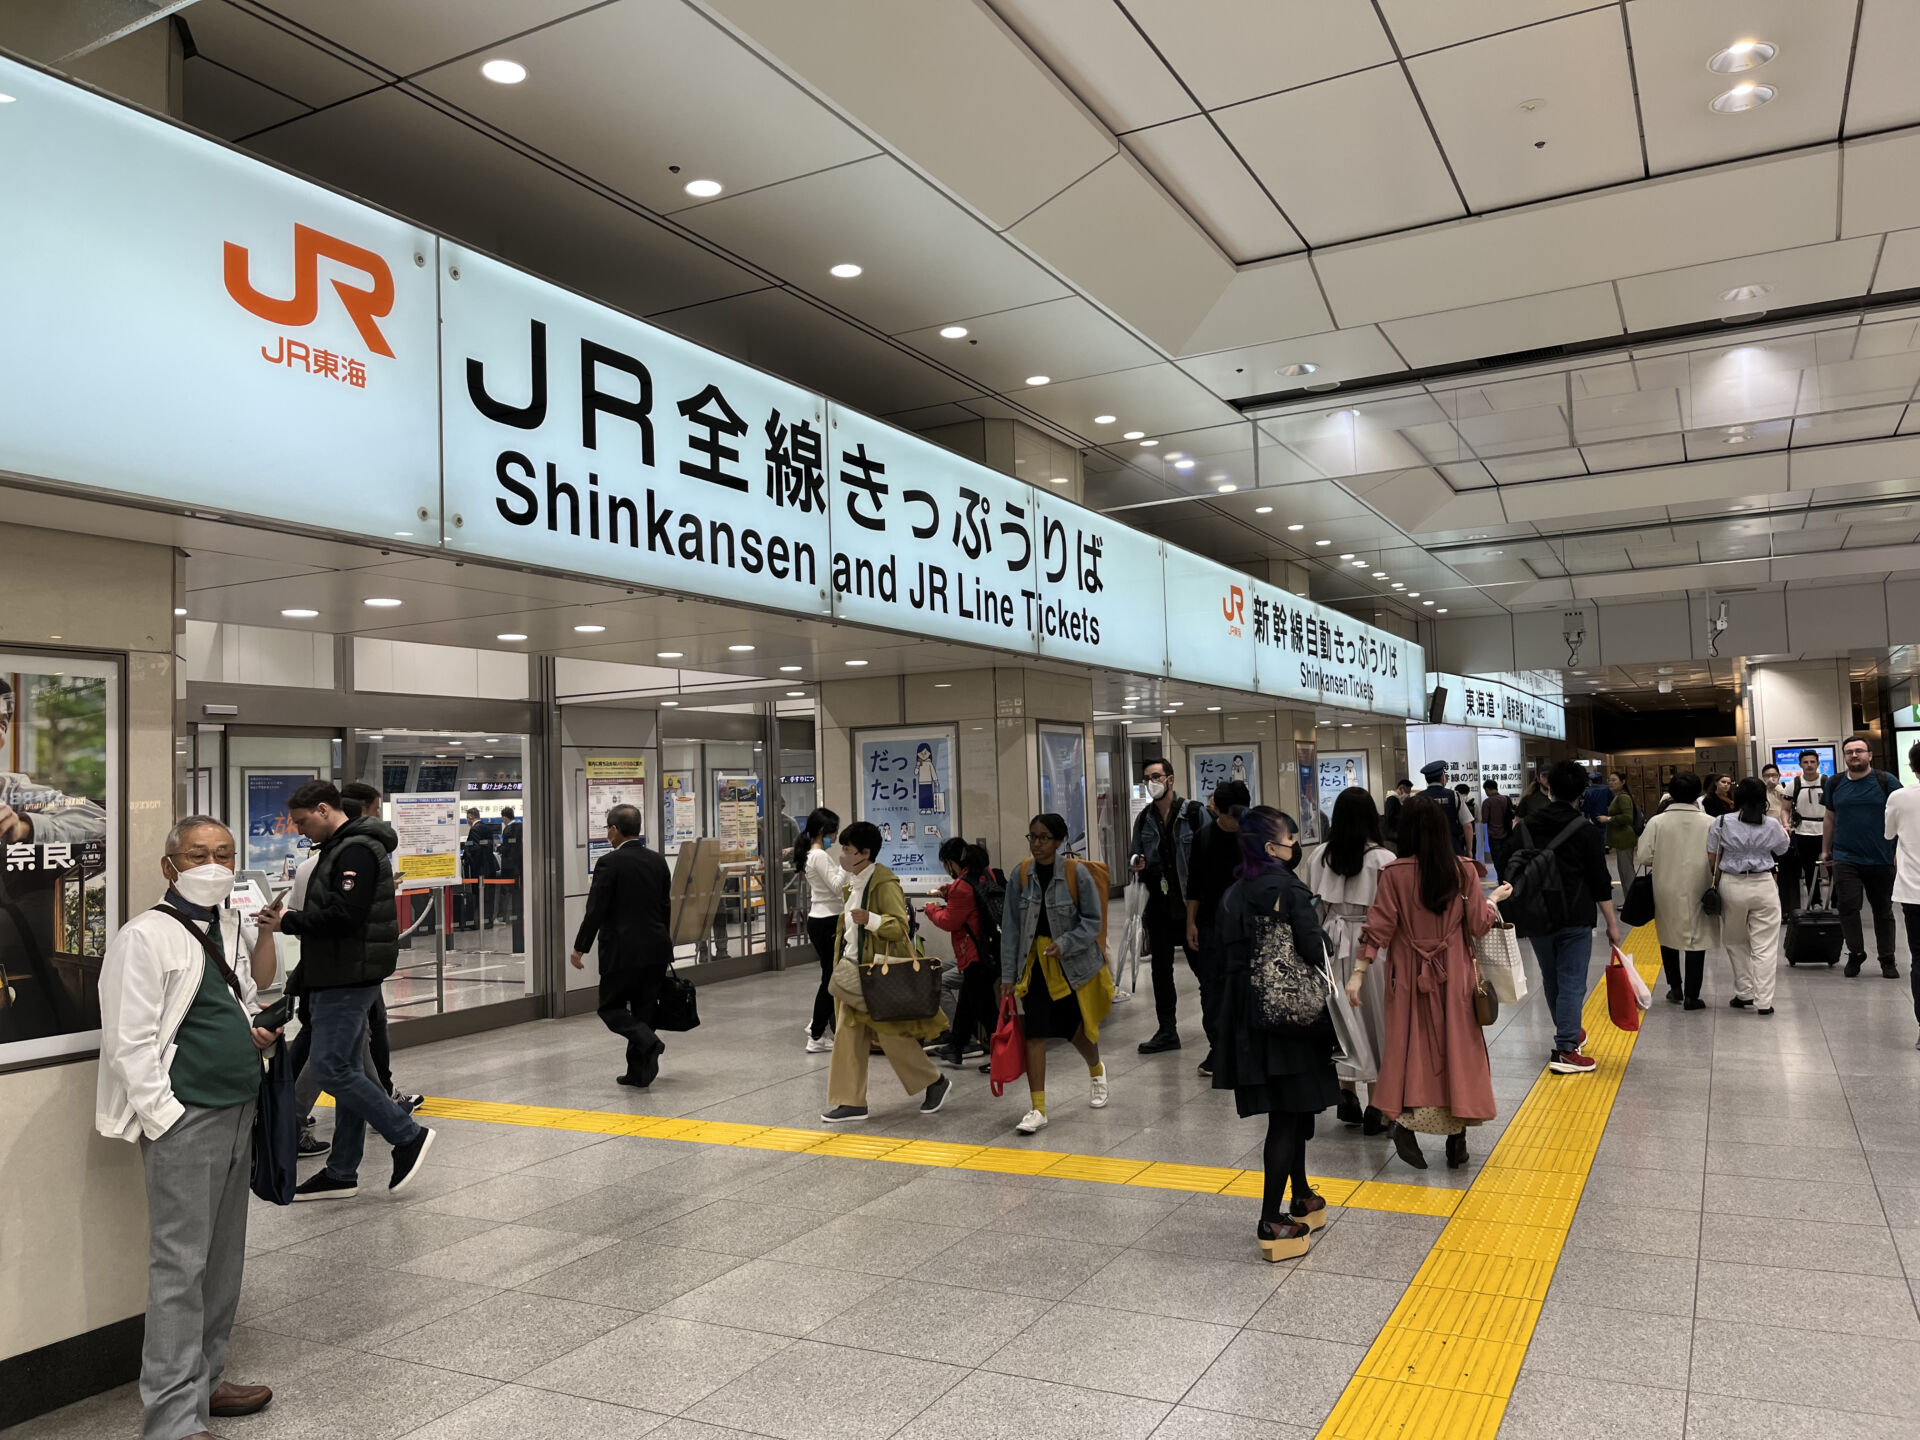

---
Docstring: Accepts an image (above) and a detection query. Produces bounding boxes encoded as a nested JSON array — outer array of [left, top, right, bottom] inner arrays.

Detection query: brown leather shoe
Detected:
[[209, 1380, 273, 1416]]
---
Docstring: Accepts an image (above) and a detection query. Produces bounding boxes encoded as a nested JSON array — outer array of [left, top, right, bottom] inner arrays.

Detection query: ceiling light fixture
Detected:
[[1207, 705, 1222, 712], [1721, 283, 1772, 302], [1436, 607, 1449, 613], [779, 664, 803, 672], [480, 58, 527, 84], [1138, 439, 1158, 447], [1123, 430, 1145, 440], [1050, 475, 1070, 484], [727, 643, 756, 652], [934, 682, 952, 688], [844, 659, 869, 666], [392, 531, 414, 539], [1285, 523, 1304, 531], [660, 700, 678, 707], [682, 178, 723, 198], [657, 651, 684, 659], [1166, 452, 1186, 461], [173, 607, 187, 617], [364, 597, 402, 608], [1255, 506, 1274, 515], [1422, 600, 1435, 606], [1710, 82, 1776, 113], [1217, 483, 1237, 493], [1025, 375, 1051, 387], [938, 325, 968, 339], [1407, 592, 1420, 598], [573, 624, 606, 633], [1276, 363, 1318, 377], [0, 93, 16, 103], [1709, 38, 1776, 72], [280, 608, 318, 618], [1174, 459, 1196, 470], [1351, 559, 1369, 567], [787, 690, 807, 697], [1315, 539, 1331, 547], [1339, 553, 1355, 560], [1372, 571, 1387, 578], [1093, 414, 1116, 424], [1392, 583, 1405, 590], [829, 263, 863, 278], [496, 632, 528, 641]]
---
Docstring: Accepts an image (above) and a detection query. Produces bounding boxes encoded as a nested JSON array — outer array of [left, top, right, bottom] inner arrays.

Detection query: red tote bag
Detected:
[[989, 994, 1026, 1097], [1605, 949, 1641, 1032]]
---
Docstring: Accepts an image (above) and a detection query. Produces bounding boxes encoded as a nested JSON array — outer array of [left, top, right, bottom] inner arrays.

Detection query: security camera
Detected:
[[1562, 611, 1586, 667], [1707, 600, 1730, 659]]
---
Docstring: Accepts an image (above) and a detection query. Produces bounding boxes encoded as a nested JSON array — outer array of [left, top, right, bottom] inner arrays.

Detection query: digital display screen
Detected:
[[1773, 745, 1834, 778], [417, 763, 461, 792]]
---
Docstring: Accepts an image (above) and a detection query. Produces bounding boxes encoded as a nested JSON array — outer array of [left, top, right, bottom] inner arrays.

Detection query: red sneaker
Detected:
[[1549, 1049, 1596, 1075]]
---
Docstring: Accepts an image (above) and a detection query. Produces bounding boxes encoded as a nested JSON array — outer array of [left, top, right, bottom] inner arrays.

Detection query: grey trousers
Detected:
[[140, 1100, 254, 1440]]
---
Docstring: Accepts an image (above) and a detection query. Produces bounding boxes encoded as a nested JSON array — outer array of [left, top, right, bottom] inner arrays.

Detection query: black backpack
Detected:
[[968, 867, 1006, 964], [1500, 817, 1590, 939], [1631, 798, 1647, 837]]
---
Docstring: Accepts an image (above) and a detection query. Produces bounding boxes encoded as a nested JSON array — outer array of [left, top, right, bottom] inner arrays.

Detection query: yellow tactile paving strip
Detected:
[[1315, 927, 1665, 1440]]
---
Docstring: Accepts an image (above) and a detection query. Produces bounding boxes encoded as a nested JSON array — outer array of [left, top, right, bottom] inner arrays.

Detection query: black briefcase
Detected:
[[1620, 872, 1656, 928], [1786, 870, 1843, 967], [653, 965, 701, 1032]]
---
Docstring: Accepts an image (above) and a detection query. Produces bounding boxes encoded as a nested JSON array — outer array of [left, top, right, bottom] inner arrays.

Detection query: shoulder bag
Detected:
[[1455, 878, 1502, 1026], [1248, 890, 1329, 1035], [1700, 817, 1724, 916], [653, 963, 700, 1032]]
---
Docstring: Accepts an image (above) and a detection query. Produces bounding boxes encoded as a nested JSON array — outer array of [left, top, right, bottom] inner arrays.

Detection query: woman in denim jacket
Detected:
[[1000, 812, 1114, 1136]]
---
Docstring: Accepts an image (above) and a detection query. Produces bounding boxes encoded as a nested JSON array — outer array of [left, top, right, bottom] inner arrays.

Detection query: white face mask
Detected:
[[1146, 779, 1168, 800], [170, 863, 235, 908]]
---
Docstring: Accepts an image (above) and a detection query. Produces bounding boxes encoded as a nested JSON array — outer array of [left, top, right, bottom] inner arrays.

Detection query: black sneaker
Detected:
[[920, 1075, 951, 1114], [388, 1127, 435, 1193], [294, 1170, 358, 1202], [1882, 961, 1901, 979], [1844, 956, 1864, 977], [392, 1089, 425, 1114], [297, 1128, 330, 1158], [1730, 996, 1754, 1009], [820, 1105, 869, 1124], [1757, 1007, 1775, 1016], [921, 1032, 954, 1052], [1138, 1031, 1181, 1055], [1197, 1055, 1214, 1078]]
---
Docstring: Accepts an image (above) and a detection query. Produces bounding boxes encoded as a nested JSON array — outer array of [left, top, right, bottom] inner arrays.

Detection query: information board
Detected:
[[391, 792, 461, 885]]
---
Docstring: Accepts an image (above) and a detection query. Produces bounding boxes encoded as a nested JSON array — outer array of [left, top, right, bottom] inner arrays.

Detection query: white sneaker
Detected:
[[1089, 1074, 1109, 1109], [804, 1031, 833, 1054], [1015, 1108, 1049, 1135]]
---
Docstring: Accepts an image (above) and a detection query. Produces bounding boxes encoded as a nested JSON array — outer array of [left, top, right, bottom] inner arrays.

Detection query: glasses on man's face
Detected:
[[169, 848, 235, 868]]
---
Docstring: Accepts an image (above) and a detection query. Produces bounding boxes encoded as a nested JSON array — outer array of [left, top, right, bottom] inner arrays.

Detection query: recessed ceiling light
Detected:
[[392, 531, 414, 538], [1407, 592, 1421, 598], [1093, 414, 1116, 424], [683, 178, 723, 198], [1163, 710, 1177, 715], [939, 325, 968, 339], [174, 607, 187, 617], [1422, 600, 1435, 606], [787, 690, 807, 697], [1315, 539, 1331, 547], [1025, 375, 1051, 387], [1207, 706, 1221, 712], [779, 664, 803, 672], [481, 58, 527, 84], [1050, 475, 1070, 484], [829, 263, 863, 278], [1723, 432, 1749, 445], [660, 700, 678, 707], [1123, 431, 1145, 440], [280, 608, 318, 618], [1281, 523, 1303, 532], [1372, 571, 1386, 578], [365, 734, 384, 741], [1217, 483, 1237, 493], [1392, 583, 1405, 590], [1255, 506, 1274, 515], [657, 651, 684, 659], [0, 94, 16, 103], [446, 740, 463, 746], [1277, 363, 1319, 377], [364, 597, 402, 608], [1436, 608, 1449, 613], [1721, 283, 1772, 303], [1339, 553, 1355, 560], [1168, 701, 1184, 707], [1710, 82, 1776, 113], [728, 643, 756, 652], [1351, 559, 1369, 567], [496, 632, 528, 641], [1174, 459, 1196, 471], [934, 682, 952, 688], [845, 659, 869, 666], [1305, 380, 1340, 393], [573, 624, 607, 633], [1139, 439, 1158, 447], [1709, 39, 1776, 72]]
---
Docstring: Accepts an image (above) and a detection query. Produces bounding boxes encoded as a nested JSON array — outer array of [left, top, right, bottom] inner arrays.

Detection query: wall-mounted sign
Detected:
[[855, 725, 955, 890], [391, 792, 461, 885], [1318, 751, 1369, 803], [1249, 578, 1423, 718], [1189, 745, 1262, 806], [1428, 672, 1566, 740]]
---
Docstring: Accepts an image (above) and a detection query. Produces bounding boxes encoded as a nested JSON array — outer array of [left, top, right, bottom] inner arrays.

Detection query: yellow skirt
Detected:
[[1014, 936, 1115, 1043]]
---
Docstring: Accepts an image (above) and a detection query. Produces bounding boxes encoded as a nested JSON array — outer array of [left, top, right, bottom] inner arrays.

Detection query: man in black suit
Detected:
[[570, 804, 673, 1087]]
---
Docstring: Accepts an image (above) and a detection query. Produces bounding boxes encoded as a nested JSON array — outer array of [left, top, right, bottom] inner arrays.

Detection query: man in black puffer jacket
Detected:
[[262, 780, 433, 1201]]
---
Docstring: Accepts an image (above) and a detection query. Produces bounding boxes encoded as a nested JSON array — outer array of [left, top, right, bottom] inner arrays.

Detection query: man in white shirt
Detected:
[[1884, 739, 1920, 1050], [1787, 749, 1828, 908], [96, 816, 281, 1440]]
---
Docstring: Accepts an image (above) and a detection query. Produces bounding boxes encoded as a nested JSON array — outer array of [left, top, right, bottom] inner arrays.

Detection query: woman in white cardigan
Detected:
[[1635, 772, 1720, 1009], [1303, 787, 1394, 1133]]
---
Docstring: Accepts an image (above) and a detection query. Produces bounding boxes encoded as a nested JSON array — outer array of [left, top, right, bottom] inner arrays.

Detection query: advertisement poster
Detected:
[[1295, 741, 1322, 843], [391, 792, 461, 885], [1317, 751, 1368, 804], [1773, 744, 1834, 778], [856, 724, 955, 889], [0, 656, 117, 1067], [1190, 745, 1261, 806], [244, 769, 318, 877], [1477, 730, 1524, 798], [583, 756, 647, 841], [714, 772, 762, 859], [661, 769, 698, 855], [1037, 723, 1089, 855]]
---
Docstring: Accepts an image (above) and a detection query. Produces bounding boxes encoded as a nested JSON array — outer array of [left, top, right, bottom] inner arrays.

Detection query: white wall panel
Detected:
[[1786, 583, 1890, 650], [1434, 614, 1517, 675], [1596, 599, 1690, 664]]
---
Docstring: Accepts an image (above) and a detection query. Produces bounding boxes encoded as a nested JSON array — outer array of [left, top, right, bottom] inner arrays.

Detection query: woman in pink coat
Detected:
[[1348, 797, 1510, 1170]]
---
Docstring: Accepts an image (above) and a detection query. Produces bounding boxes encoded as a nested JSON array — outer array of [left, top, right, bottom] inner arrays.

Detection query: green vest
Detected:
[[295, 818, 400, 991]]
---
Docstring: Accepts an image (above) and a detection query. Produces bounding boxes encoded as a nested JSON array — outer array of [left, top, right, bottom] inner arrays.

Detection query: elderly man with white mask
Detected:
[[96, 815, 281, 1440]]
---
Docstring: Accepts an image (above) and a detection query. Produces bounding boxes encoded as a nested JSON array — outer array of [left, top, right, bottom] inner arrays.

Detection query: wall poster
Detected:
[[1317, 751, 1369, 805], [0, 654, 117, 1068], [391, 792, 461, 886], [661, 768, 699, 855], [1037, 723, 1089, 856], [243, 769, 319, 878], [1295, 740, 1322, 843], [855, 724, 955, 891], [713, 771, 761, 859], [1189, 744, 1261, 807]]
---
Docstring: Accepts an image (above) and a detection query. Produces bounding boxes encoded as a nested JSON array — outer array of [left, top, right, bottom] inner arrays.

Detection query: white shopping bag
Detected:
[[1475, 922, 1530, 1004], [1617, 945, 1653, 1010]]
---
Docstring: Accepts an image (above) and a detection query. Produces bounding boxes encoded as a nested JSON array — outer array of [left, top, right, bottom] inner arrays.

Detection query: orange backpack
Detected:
[[1018, 855, 1112, 957]]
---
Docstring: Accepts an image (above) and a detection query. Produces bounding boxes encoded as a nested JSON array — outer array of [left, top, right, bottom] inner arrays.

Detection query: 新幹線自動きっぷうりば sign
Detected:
[[0, 53, 1424, 718]]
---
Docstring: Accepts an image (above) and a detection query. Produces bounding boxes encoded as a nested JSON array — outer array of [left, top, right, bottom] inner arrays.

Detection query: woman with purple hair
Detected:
[[1211, 805, 1340, 1262]]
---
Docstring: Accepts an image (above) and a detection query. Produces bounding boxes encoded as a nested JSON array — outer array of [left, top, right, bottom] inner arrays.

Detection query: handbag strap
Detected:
[[155, 903, 245, 1004]]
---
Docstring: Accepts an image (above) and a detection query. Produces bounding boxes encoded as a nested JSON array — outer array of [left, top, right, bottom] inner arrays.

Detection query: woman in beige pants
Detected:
[[1708, 779, 1792, 1015]]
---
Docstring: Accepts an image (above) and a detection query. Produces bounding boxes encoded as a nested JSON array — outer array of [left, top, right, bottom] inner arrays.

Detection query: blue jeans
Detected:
[[311, 983, 420, 1183], [1530, 926, 1593, 1054]]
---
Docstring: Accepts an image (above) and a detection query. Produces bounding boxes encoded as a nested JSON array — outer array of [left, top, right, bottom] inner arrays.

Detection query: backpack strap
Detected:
[[1546, 816, 1588, 851]]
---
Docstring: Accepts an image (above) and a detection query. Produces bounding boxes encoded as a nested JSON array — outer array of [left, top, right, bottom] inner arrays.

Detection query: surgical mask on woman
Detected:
[[168, 862, 236, 908]]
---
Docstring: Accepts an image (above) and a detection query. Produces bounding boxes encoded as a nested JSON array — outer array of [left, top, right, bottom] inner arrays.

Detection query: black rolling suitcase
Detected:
[[1785, 866, 1843, 967]]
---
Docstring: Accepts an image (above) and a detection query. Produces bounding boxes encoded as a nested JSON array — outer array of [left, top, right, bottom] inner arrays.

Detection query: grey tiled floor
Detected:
[[11, 921, 1920, 1440]]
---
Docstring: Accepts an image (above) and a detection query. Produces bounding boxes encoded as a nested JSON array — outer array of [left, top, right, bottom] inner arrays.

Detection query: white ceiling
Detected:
[[83, 0, 1920, 645]]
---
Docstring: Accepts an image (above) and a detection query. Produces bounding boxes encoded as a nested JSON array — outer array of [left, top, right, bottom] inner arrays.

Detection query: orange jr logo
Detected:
[[224, 223, 396, 358], [1222, 585, 1245, 625]]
